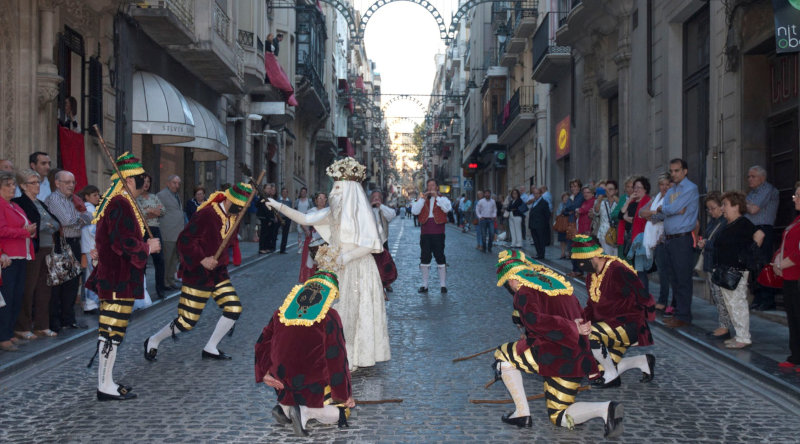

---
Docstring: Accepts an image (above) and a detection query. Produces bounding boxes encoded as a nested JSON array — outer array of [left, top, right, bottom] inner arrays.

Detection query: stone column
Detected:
[[614, 18, 632, 176], [36, 0, 63, 160]]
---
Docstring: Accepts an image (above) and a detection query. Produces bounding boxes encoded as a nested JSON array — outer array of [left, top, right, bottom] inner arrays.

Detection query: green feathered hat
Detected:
[[495, 249, 573, 296], [570, 234, 603, 259]]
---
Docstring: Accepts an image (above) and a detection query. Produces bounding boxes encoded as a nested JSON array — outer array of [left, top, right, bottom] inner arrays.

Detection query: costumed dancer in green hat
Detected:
[[144, 182, 253, 361], [86, 152, 161, 400], [570, 234, 656, 388], [254, 262, 355, 437], [491, 250, 624, 438]]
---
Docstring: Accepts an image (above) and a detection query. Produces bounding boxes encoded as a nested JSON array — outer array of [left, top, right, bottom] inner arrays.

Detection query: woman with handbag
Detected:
[[596, 180, 619, 255], [12, 169, 60, 340], [621, 178, 652, 292], [507, 189, 526, 248], [713, 191, 765, 349], [696, 192, 730, 339], [770, 183, 800, 369], [0, 171, 36, 351]]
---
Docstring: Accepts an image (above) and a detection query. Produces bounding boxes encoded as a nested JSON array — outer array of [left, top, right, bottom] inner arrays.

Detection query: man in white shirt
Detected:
[[411, 179, 452, 293], [475, 189, 497, 253]]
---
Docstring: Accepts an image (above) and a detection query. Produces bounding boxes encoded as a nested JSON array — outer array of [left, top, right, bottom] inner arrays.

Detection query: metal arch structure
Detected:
[[388, 117, 423, 127], [423, 95, 462, 122], [446, 0, 516, 42], [359, 0, 448, 42], [381, 94, 428, 114], [317, 0, 359, 42]]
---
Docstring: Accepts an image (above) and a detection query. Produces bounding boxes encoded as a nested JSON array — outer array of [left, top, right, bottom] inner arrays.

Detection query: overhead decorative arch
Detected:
[[447, 0, 524, 41], [318, 0, 359, 42], [381, 94, 427, 114], [359, 0, 448, 42]]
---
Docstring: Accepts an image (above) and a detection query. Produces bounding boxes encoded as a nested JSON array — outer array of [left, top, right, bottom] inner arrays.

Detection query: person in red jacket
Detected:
[[144, 182, 253, 361], [571, 235, 656, 388], [491, 250, 623, 438], [255, 268, 355, 436], [86, 152, 161, 400]]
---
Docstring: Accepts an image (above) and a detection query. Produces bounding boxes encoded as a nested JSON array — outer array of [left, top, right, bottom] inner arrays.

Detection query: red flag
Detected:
[[58, 126, 88, 191]]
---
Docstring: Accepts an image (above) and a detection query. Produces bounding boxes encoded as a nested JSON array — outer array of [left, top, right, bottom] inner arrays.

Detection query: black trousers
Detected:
[[420, 233, 446, 265], [50, 237, 81, 331], [531, 226, 546, 259], [259, 219, 278, 251], [279, 221, 291, 253], [146, 226, 166, 292], [783, 279, 800, 365]]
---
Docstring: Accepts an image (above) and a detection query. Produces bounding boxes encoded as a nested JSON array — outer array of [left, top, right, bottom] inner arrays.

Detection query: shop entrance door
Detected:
[[767, 109, 799, 232]]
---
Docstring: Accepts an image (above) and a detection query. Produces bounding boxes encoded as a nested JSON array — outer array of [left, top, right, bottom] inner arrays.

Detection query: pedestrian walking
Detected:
[[476, 189, 496, 253]]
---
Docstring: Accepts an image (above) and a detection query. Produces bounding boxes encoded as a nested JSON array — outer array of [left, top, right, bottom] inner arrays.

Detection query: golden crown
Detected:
[[326, 157, 366, 182]]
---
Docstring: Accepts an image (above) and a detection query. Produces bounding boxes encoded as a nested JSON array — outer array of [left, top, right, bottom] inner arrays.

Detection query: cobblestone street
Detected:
[[1, 218, 800, 443]]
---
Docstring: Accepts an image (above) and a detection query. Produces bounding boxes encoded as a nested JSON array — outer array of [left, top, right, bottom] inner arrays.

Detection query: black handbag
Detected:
[[711, 266, 743, 291]]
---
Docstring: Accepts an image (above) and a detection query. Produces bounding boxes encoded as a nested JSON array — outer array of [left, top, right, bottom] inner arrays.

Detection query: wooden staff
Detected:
[[213, 170, 266, 260], [354, 398, 403, 405], [453, 347, 497, 363], [92, 124, 154, 239], [469, 386, 590, 404]]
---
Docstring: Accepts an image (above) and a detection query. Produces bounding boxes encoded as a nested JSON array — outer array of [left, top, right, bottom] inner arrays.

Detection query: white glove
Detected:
[[265, 198, 281, 210]]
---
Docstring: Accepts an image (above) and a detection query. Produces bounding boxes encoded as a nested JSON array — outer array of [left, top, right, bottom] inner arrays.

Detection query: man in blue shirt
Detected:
[[655, 159, 699, 327]]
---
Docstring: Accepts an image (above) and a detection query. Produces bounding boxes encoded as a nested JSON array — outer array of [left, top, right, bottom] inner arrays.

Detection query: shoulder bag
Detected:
[[711, 266, 743, 291], [46, 231, 82, 287], [604, 201, 617, 246], [553, 214, 569, 233]]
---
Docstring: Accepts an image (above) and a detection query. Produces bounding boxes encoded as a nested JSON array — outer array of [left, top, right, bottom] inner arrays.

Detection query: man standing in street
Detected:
[[45, 170, 91, 332], [277, 187, 292, 254], [528, 187, 551, 260], [157, 175, 184, 290], [411, 179, 452, 293], [745, 165, 779, 311], [655, 159, 699, 328], [476, 189, 497, 253]]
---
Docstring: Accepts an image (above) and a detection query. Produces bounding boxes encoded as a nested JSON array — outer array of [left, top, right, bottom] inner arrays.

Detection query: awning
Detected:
[[132, 71, 195, 144], [167, 98, 229, 161]]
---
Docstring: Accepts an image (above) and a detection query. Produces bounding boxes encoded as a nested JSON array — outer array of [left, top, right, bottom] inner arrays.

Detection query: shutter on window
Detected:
[[88, 56, 103, 132]]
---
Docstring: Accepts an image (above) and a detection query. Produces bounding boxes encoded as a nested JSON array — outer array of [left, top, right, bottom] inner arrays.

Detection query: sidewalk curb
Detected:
[[0, 243, 294, 379]]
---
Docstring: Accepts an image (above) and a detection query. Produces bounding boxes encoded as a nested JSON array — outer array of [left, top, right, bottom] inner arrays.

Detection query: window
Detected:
[[608, 95, 619, 181], [682, 6, 709, 190]]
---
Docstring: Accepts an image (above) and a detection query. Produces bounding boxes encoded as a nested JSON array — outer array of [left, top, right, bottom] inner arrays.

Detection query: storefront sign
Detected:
[[773, 0, 800, 53], [555, 115, 570, 160]]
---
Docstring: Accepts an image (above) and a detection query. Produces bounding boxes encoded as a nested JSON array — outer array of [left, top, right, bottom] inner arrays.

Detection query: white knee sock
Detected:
[[617, 354, 650, 376], [97, 338, 118, 394], [299, 405, 340, 426], [438, 264, 447, 287], [592, 347, 619, 382], [420, 264, 430, 288], [149, 321, 177, 351], [500, 362, 530, 418], [204, 316, 236, 354], [562, 401, 611, 426]]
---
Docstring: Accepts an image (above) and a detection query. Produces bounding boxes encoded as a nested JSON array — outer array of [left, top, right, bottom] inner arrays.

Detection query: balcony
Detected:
[[250, 100, 294, 127], [497, 86, 536, 145], [131, 0, 195, 45], [295, 5, 330, 118], [316, 129, 337, 154], [512, 0, 539, 39], [142, 1, 244, 93], [555, 0, 616, 47], [532, 13, 571, 84], [238, 29, 266, 90]]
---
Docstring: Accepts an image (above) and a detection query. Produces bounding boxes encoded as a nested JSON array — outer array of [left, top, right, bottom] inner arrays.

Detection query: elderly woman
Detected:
[[184, 185, 205, 220], [136, 173, 166, 299], [639, 173, 673, 313], [697, 191, 730, 338], [714, 191, 764, 349], [12, 169, 60, 339], [595, 180, 619, 256], [771, 183, 800, 369], [0, 171, 36, 351]]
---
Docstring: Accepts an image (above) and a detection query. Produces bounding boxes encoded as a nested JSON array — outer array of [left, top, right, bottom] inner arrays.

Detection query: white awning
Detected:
[[132, 71, 195, 144], [168, 98, 229, 161]]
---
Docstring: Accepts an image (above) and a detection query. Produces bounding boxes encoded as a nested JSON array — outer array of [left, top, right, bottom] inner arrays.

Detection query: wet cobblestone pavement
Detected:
[[1, 217, 800, 443]]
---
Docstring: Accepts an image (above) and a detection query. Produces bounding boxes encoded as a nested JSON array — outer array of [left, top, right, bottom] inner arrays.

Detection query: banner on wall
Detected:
[[555, 115, 570, 160], [773, 0, 800, 53]]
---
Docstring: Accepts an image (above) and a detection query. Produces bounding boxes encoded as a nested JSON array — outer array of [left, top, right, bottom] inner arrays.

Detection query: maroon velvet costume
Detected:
[[583, 259, 655, 346], [511, 286, 597, 378], [254, 309, 352, 407], [86, 195, 148, 300], [177, 203, 241, 289]]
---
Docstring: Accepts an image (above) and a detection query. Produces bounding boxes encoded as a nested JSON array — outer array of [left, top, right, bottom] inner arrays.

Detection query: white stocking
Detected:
[[617, 354, 650, 376], [562, 401, 610, 426], [204, 316, 236, 354], [592, 347, 618, 382], [97, 338, 118, 394], [420, 264, 430, 288], [499, 362, 530, 418], [438, 264, 447, 287], [148, 321, 177, 351], [299, 405, 340, 426]]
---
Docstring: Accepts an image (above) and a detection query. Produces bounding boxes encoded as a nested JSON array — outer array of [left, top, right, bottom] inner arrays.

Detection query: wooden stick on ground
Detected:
[[453, 347, 496, 363], [470, 386, 591, 404], [354, 399, 403, 405], [213, 170, 266, 260], [92, 124, 154, 239]]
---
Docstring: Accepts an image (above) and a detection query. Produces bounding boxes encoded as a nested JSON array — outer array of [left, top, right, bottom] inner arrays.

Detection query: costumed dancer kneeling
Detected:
[[492, 250, 623, 438], [144, 182, 253, 361], [570, 235, 656, 388], [255, 264, 354, 437], [86, 153, 161, 400]]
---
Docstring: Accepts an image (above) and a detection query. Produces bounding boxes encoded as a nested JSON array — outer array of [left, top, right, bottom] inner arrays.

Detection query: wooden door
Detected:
[[767, 109, 799, 232]]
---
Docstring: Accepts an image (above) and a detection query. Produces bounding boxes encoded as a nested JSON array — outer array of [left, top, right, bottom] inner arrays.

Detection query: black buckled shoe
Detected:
[[97, 385, 138, 401], [202, 349, 232, 360], [640, 354, 656, 383], [591, 376, 621, 389], [604, 402, 624, 438], [417, 286, 429, 294], [143, 338, 157, 362], [272, 404, 292, 425], [287, 405, 308, 436], [501, 413, 532, 428]]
